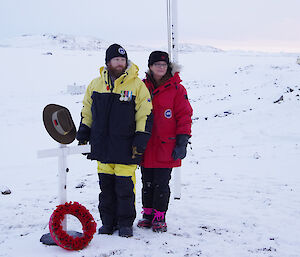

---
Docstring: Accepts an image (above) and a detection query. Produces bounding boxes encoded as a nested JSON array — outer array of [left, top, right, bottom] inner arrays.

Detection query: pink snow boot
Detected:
[[137, 207, 153, 228], [152, 209, 167, 232]]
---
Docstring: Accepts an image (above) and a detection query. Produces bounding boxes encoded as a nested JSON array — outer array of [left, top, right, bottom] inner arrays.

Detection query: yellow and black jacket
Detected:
[[77, 61, 153, 164]]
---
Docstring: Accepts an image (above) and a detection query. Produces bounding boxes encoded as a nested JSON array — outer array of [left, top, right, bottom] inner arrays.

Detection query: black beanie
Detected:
[[148, 51, 170, 67], [105, 44, 128, 64]]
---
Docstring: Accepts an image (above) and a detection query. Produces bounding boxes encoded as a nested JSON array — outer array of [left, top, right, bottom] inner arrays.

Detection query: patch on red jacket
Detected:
[[164, 109, 172, 119]]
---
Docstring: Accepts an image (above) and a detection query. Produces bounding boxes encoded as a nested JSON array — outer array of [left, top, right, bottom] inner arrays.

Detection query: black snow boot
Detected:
[[98, 225, 118, 235], [119, 226, 133, 237]]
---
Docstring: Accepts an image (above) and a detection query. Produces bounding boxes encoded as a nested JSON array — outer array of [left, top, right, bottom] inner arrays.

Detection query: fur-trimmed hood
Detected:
[[169, 62, 182, 76]]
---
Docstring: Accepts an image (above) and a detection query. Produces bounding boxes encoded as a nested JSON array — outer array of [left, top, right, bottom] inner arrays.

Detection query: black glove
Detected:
[[132, 146, 143, 159], [172, 134, 190, 160], [132, 131, 151, 159], [76, 123, 91, 144]]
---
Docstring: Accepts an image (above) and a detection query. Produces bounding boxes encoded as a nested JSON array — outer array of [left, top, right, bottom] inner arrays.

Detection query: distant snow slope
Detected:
[[0, 34, 153, 52], [0, 34, 225, 53], [178, 43, 223, 53]]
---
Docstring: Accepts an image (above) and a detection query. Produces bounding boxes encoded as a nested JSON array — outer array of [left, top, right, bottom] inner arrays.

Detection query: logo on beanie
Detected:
[[164, 109, 172, 119], [161, 55, 166, 59], [118, 48, 126, 55]]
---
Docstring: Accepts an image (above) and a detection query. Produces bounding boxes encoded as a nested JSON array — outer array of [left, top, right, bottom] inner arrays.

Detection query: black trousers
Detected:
[[141, 167, 172, 213], [98, 173, 136, 227]]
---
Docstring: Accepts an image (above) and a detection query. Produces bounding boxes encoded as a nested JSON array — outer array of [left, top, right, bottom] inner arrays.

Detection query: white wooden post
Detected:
[[58, 144, 67, 230], [167, 0, 181, 200], [37, 144, 91, 232]]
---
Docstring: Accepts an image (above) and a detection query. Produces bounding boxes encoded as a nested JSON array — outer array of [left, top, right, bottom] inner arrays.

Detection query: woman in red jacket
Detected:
[[138, 51, 193, 232]]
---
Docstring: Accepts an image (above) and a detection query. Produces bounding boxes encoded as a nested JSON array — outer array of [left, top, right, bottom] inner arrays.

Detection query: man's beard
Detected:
[[107, 64, 127, 79]]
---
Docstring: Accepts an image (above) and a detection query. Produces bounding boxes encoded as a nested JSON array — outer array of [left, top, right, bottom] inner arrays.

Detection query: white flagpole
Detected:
[[167, 0, 172, 59], [167, 0, 181, 200], [173, 0, 181, 200], [171, 0, 178, 64]]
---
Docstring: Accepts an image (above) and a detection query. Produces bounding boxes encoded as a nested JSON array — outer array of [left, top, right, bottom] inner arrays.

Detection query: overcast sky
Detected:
[[1, 0, 300, 52]]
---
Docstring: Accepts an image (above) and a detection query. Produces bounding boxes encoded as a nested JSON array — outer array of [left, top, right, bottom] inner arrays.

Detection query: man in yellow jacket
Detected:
[[76, 44, 153, 237]]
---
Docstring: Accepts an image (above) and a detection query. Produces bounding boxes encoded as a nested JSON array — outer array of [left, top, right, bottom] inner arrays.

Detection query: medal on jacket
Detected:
[[120, 91, 132, 101]]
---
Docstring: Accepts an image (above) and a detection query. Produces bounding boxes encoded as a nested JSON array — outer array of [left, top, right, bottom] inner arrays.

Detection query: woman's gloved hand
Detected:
[[172, 134, 190, 160]]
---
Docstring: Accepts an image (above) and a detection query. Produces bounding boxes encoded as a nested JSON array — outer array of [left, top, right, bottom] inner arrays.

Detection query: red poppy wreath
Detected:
[[49, 201, 97, 251]]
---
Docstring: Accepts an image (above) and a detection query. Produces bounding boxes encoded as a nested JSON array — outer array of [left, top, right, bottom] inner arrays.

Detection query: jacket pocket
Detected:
[[156, 136, 176, 162]]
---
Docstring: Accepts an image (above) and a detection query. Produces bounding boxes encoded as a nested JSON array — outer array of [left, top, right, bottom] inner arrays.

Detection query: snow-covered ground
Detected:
[[0, 35, 300, 257]]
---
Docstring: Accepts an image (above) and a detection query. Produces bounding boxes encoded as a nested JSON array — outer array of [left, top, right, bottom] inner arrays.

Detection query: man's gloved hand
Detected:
[[172, 134, 190, 161], [132, 146, 143, 159], [76, 123, 91, 144], [132, 131, 151, 159], [78, 140, 88, 145], [76, 123, 91, 156]]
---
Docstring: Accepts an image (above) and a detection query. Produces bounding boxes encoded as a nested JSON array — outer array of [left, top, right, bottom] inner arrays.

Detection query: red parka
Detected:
[[141, 69, 193, 168]]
